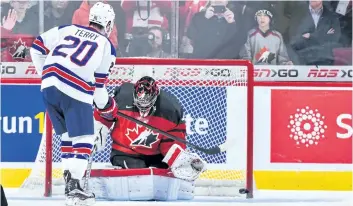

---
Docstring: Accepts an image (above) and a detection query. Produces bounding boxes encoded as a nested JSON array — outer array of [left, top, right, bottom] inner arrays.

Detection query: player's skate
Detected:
[[65, 171, 95, 206], [64, 170, 71, 195]]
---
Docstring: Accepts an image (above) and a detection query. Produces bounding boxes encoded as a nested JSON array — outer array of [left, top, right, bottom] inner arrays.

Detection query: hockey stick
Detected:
[[117, 111, 232, 155], [83, 145, 96, 191]]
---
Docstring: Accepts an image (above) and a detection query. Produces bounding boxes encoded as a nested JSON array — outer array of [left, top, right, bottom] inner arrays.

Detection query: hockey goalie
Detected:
[[91, 76, 207, 201]]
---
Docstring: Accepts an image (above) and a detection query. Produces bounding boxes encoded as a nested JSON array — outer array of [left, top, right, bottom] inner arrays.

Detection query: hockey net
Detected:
[[20, 58, 254, 198]]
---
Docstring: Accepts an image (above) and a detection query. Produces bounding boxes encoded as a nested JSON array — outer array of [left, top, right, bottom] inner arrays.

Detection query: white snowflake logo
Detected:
[[287, 106, 328, 147]]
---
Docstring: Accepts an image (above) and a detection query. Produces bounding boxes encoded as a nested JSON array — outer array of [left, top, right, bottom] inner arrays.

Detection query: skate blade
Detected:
[[66, 196, 95, 206]]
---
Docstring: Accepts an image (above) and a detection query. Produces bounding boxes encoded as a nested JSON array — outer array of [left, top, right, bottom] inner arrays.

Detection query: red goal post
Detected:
[[11, 58, 255, 198]]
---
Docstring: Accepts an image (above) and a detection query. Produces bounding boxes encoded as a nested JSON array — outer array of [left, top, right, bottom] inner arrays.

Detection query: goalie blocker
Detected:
[[92, 76, 207, 200]]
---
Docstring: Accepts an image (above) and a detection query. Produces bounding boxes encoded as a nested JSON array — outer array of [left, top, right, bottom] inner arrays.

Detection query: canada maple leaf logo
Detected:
[[125, 124, 160, 148], [9, 38, 29, 60], [255, 46, 275, 64]]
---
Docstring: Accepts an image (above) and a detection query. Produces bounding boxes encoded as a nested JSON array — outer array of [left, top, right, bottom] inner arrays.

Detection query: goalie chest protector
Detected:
[[109, 83, 186, 156]]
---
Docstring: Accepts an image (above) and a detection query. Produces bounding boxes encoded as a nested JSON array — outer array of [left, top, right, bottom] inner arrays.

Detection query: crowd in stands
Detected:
[[1, 0, 352, 65]]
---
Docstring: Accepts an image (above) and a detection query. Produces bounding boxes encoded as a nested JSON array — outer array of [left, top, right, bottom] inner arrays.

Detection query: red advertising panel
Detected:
[[271, 89, 352, 164]]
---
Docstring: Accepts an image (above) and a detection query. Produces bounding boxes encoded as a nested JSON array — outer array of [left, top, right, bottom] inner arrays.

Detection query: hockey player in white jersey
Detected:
[[30, 2, 117, 205]]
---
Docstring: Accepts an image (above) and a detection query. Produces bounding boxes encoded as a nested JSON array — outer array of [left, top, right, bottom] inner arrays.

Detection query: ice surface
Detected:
[[5, 189, 353, 206]]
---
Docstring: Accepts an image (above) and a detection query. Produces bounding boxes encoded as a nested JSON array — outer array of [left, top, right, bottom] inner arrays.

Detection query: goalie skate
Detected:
[[65, 171, 95, 206]]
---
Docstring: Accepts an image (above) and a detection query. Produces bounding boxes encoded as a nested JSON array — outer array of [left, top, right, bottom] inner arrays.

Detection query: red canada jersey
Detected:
[[94, 83, 186, 156]]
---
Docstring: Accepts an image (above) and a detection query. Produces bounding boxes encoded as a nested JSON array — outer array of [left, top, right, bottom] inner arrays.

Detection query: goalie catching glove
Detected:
[[163, 144, 207, 181]]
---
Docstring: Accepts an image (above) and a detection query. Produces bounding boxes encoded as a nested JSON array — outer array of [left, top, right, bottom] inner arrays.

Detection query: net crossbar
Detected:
[[20, 59, 254, 198]]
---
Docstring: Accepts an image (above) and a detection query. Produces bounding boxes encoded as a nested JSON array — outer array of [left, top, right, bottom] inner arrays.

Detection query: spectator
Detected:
[[121, 0, 172, 56], [179, 0, 207, 56], [0, 0, 39, 36], [331, 0, 352, 47], [122, 0, 171, 33], [44, 0, 80, 32], [187, 0, 240, 59], [239, 9, 292, 65], [72, 0, 118, 49], [246, 1, 291, 42], [1, 3, 35, 62], [107, 0, 126, 56], [290, 0, 341, 65], [1, 8, 17, 33], [146, 27, 171, 58]]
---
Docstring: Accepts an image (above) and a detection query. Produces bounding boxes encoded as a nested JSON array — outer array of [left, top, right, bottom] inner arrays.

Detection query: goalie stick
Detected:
[[117, 111, 232, 155]]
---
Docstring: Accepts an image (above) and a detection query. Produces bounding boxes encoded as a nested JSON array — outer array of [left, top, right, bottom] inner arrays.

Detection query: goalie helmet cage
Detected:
[[24, 58, 255, 198]]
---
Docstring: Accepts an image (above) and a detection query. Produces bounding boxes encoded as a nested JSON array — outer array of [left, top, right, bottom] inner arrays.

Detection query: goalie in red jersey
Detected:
[[93, 76, 207, 182]]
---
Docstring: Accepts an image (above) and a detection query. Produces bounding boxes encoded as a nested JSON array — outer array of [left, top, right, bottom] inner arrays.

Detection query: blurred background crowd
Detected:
[[0, 0, 352, 65]]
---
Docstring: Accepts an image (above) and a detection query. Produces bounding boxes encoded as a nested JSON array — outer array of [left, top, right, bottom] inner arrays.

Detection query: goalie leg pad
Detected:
[[87, 168, 195, 201], [67, 135, 95, 179]]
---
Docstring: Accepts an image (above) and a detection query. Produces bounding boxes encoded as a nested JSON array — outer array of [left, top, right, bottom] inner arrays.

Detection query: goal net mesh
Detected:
[[20, 60, 251, 197]]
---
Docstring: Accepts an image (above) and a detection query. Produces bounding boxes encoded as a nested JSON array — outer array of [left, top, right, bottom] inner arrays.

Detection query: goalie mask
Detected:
[[133, 76, 159, 117]]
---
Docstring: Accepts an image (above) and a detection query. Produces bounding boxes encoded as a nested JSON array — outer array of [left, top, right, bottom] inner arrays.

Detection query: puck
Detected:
[[239, 188, 249, 194]]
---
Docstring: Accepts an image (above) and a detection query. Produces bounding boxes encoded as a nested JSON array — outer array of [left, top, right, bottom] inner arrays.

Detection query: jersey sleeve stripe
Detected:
[[94, 73, 108, 88], [34, 36, 48, 51], [95, 80, 106, 88], [31, 44, 47, 55], [95, 77, 106, 84], [36, 36, 44, 43], [94, 72, 108, 78], [32, 39, 50, 55], [42, 63, 95, 95]]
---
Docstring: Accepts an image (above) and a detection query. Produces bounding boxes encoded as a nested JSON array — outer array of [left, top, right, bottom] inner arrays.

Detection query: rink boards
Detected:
[[0, 83, 352, 191]]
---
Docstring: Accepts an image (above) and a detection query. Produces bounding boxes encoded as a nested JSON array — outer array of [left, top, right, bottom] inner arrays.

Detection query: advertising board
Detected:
[[271, 89, 352, 164], [1, 85, 44, 162], [0, 62, 352, 82]]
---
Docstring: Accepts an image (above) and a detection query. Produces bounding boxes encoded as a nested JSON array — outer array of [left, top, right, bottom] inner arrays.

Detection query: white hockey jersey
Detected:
[[30, 24, 116, 106]]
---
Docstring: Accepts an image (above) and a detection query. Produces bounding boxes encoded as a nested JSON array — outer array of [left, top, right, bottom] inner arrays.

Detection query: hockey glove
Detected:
[[163, 144, 207, 181], [93, 120, 110, 152], [94, 97, 118, 121]]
